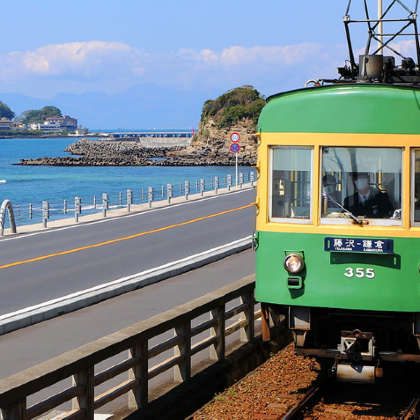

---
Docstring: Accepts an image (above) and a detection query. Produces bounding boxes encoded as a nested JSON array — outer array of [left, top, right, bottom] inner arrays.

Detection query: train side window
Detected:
[[270, 146, 312, 223], [413, 150, 420, 223], [321, 147, 402, 225]]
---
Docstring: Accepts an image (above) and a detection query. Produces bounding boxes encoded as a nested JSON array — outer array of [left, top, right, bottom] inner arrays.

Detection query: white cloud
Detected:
[[382, 39, 418, 59], [178, 44, 327, 68], [0, 41, 146, 83], [219, 44, 324, 66], [0, 40, 347, 97], [171, 43, 346, 92]]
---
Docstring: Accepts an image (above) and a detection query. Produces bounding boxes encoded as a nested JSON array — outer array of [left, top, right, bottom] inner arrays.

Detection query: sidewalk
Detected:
[[1, 183, 256, 237]]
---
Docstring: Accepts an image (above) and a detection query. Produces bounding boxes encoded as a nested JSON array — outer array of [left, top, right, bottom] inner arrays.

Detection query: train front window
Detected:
[[270, 146, 312, 222], [321, 147, 402, 225]]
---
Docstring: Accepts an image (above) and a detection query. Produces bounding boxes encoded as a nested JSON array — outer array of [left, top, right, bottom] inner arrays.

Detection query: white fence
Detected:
[[0, 276, 259, 420], [2, 171, 256, 233]]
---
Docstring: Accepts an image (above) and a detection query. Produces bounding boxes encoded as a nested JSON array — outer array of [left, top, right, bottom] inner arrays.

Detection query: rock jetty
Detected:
[[14, 139, 255, 166], [15, 139, 174, 166]]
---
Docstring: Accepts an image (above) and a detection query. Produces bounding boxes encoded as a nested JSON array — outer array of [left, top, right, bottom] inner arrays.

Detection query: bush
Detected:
[[200, 85, 265, 128], [21, 106, 62, 124], [0, 102, 15, 120]]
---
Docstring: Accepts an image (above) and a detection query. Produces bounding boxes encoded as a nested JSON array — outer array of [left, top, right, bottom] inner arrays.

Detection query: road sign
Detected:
[[230, 143, 240, 153], [230, 132, 240, 142]]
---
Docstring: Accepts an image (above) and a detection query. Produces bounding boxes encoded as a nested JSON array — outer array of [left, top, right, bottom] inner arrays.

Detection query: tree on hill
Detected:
[[0, 101, 15, 120], [191, 85, 263, 164], [200, 85, 265, 128], [20, 106, 62, 124]]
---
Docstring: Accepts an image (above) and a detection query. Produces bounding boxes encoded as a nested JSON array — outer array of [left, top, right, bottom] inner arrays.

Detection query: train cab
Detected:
[[253, 0, 420, 383], [255, 84, 420, 382]]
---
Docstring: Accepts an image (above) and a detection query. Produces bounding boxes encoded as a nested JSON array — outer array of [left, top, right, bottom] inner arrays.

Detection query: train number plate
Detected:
[[324, 237, 394, 254]]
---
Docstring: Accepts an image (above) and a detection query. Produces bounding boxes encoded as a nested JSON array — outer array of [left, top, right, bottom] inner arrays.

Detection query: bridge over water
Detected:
[[101, 130, 196, 139]]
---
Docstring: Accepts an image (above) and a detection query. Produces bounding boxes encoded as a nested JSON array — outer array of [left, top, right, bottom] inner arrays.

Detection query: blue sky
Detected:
[[0, 0, 417, 128]]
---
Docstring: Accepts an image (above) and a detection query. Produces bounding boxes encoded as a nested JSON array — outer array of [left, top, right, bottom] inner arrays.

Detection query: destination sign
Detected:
[[324, 237, 394, 254]]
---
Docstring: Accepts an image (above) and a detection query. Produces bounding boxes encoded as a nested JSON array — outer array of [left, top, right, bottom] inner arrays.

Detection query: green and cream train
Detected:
[[253, 0, 420, 381], [255, 83, 420, 382], [255, 0, 420, 384]]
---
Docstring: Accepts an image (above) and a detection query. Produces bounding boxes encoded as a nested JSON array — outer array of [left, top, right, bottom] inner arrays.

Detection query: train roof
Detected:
[[259, 83, 420, 135], [266, 82, 420, 102]]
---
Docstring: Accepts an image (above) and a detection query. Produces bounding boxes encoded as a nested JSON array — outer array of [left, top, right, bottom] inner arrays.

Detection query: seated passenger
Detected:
[[343, 172, 394, 218]]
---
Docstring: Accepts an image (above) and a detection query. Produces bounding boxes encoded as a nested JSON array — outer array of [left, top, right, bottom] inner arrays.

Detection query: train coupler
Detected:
[[338, 329, 376, 362]]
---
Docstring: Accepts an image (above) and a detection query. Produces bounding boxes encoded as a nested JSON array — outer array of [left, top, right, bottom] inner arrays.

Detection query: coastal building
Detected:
[[29, 115, 79, 133], [0, 117, 13, 130], [45, 116, 78, 131], [0, 117, 24, 130], [74, 127, 89, 136]]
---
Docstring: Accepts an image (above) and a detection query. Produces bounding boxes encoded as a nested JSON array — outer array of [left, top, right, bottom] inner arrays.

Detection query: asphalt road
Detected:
[[0, 189, 257, 413], [0, 188, 255, 316], [0, 249, 255, 381]]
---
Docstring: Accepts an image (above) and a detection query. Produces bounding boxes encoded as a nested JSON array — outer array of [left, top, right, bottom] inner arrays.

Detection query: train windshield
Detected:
[[321, 147, 402, 224], [270, 146, 312, 222]]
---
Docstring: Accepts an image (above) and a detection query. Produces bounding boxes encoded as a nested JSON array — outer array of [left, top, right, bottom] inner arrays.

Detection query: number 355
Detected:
[[344, 267, 375, 279]]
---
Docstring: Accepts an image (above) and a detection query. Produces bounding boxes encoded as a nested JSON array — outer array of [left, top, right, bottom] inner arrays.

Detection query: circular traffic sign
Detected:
[[230, 143, 240, 153], [230, 132, 240, 142]]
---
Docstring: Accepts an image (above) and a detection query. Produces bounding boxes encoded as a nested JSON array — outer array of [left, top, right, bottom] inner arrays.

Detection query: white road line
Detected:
[[0, 236, 252, 322]]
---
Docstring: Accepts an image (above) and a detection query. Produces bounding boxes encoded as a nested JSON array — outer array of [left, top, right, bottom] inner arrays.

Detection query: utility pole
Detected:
[[378, 0, 383, 54]]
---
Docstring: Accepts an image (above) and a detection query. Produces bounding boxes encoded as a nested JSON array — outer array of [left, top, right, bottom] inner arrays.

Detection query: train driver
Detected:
[[343, 172, 395, 218]]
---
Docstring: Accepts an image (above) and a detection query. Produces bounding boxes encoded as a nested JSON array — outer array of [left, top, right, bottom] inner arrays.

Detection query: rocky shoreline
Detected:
[[15, 155, 252, 166], [14, 138, 256, 166]]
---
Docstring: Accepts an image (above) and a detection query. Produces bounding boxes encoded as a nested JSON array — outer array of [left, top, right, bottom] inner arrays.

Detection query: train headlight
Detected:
[[284, 253, 305, 274]]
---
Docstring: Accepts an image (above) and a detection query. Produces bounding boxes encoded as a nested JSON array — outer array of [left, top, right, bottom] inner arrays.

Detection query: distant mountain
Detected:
[[0, 84, 212, 129]]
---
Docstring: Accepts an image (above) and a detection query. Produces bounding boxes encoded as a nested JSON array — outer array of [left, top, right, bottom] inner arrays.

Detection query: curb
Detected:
[[1, 185, 255, 237], [0, 237, 252, 336]]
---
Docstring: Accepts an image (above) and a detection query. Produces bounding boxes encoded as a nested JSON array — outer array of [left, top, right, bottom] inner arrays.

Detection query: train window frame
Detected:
[[411, 149, 420, 226], [268, 146, 313, 224], [320, 146, 403, 227]]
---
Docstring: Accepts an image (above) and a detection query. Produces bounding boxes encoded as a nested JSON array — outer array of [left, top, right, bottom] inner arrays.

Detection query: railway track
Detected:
[[398, 398, 420, 420], [267, 385, 420, 420], [188, 344, 420, 420], [253, 382, 420, 420]]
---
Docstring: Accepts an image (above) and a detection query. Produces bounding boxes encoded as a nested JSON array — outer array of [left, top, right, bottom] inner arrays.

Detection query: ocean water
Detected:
[[0, 137, 253, 223]]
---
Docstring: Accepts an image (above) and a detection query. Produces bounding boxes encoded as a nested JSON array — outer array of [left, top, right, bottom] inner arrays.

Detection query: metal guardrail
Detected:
[[0, 200, 16, 236], [2, 171, 255, 233], [0, 276, 259, 420]]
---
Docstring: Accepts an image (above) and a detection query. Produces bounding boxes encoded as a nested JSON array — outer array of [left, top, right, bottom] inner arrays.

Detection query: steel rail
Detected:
[[397, 397, 420, 420], [281, 386, 320, 420]]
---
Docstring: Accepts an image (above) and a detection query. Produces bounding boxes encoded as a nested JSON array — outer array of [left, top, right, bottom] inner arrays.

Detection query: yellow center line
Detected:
[[0, 203, 254, 270]]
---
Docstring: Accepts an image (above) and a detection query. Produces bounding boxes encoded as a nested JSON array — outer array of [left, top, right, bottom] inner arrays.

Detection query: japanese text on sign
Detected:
[[324, 237, 394, 254]]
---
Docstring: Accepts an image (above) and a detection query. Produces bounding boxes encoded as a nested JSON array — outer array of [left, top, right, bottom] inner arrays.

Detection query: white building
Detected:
[[29, 115, 79, 133]]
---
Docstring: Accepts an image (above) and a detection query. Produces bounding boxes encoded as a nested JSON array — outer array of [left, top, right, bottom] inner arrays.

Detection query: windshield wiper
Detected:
[[322, 192, 363, 225]]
